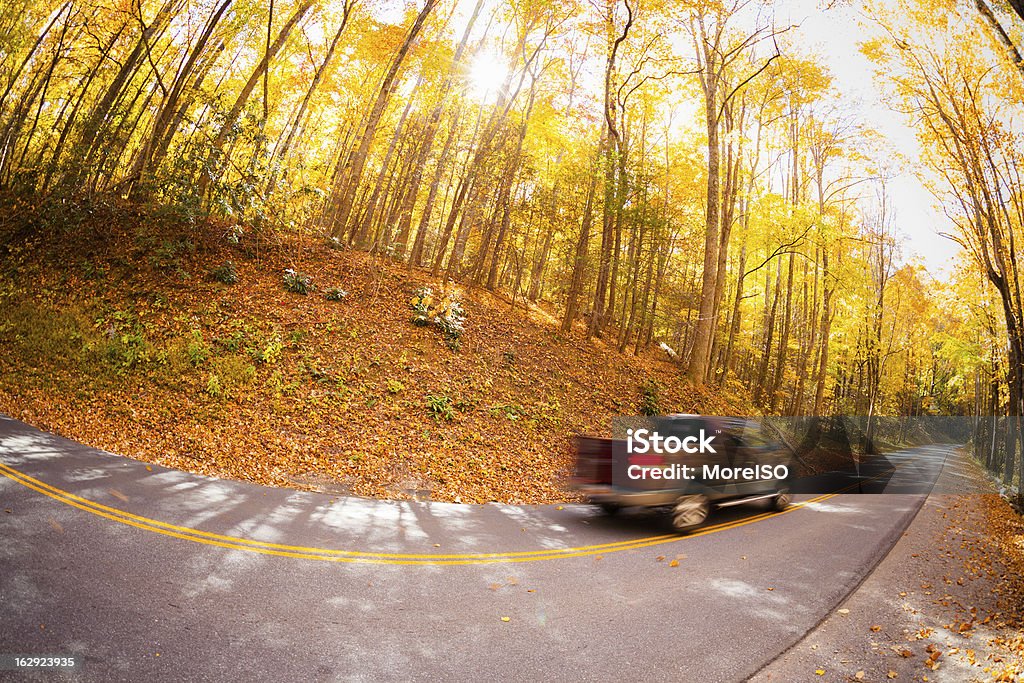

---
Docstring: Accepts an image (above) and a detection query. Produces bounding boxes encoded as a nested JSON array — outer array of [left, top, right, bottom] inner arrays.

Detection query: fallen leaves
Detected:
[[923, 644, 942, 671], [0, 242, 736, 505]]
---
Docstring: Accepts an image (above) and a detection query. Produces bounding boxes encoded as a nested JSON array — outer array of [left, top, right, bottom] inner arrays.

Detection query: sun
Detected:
[[469, 51, 508, 102]]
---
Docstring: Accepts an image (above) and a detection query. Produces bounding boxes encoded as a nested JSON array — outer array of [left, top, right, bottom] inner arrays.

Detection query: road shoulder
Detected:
[[753, 453, 1024, 682]]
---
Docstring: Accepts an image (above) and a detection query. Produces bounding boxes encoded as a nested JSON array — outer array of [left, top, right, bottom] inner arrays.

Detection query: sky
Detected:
[[778, 0, 963, 279]]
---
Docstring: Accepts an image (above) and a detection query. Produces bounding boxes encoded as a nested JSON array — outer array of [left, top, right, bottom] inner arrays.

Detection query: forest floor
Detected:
[[0, 199, 739, 503]]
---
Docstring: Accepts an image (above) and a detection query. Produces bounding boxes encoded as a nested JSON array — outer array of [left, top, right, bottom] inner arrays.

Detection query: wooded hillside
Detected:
[[0, 0, 1022, 498]]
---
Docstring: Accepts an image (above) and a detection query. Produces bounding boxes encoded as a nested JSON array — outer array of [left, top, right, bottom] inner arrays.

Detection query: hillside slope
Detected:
[[0, 204, 740, 503]]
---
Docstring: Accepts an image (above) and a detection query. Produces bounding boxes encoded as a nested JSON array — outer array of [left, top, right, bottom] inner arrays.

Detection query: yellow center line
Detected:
[[0, 458, 886, 565]]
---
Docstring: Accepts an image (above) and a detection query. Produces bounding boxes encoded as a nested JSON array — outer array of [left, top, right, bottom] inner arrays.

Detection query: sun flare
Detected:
[[469, 52, 508, 101]]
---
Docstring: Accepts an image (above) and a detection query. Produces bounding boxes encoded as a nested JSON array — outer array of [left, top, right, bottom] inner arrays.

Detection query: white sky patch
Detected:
[[469, 49, 508, 103], [370, 0, 409, 26], [777, 0, 962, 278]]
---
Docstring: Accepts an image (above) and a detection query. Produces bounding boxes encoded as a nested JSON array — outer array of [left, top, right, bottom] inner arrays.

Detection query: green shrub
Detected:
[[489, 403, 524, 421], [94, 309, 153, 374], [426, 394, 455, 421], [102, 331, 151, 373], [186, 330, 209, 367], [409, 286, 465, 351], [149, 236, 195, 272], [283, 268, 312, 294], [387, 379, 404, 394], [217, 328, 246, 352], [639, 379, 663, 416], [258, 336, 283, 365], [81, 260, 107, 280], [324, 287, 348, 301], [210, 260, 238, 284]]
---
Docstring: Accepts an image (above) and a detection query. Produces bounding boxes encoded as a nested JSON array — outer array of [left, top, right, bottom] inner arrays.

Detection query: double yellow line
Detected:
[[0, 459, 839, 565]]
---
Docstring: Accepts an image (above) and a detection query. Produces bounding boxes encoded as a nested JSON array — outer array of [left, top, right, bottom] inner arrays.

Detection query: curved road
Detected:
[[0, 415, 958, 681]]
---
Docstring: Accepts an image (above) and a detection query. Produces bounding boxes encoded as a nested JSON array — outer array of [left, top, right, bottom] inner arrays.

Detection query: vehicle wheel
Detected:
[[671, 494, 710, 532], [599, 502, 622, 516], [772, 490, 792, 511]]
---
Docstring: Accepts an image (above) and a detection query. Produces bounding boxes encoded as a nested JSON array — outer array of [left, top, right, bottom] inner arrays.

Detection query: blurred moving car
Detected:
[[570, 415, 793, 532]]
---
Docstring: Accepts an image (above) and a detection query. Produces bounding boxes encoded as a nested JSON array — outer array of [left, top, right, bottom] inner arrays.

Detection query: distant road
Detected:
[[0, 415, 957, 681]]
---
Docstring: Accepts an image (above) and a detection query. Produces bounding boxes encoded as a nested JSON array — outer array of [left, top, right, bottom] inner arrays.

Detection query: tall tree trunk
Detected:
[[562, 139, 602, 331], [354, 74, 423, 247], [199, 0, 314, 197], [769, 251, 795, 413], [408, 104, 463, 268], [327, 0, 438, 238], [687, 65, 721, 382], [589, 0, 633, 338], [128, 0, 234, 195], [266, 2, 354, 196]]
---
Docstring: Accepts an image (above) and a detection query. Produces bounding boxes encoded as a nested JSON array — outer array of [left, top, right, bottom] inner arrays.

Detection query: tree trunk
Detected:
[[199, 0, 314, 197], [327, 0, 438, 238]]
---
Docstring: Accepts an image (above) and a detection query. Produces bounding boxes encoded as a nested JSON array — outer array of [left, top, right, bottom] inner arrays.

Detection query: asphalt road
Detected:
[[0, 414, 960, 682]]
